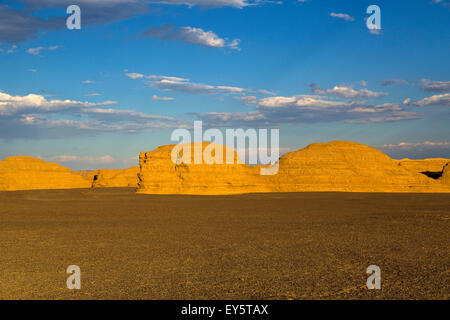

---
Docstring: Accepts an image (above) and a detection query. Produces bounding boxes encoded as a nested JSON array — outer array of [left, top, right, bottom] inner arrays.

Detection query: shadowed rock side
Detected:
[[0, 156, 91, 191], [396, 158, 450, 173], [137, 142, 273, 195], [138, 141, 450, 195], [396, 158, 450, 179]]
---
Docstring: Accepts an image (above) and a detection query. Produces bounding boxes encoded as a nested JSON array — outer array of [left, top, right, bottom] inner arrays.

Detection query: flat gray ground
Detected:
[[0, 188, 448, 299]]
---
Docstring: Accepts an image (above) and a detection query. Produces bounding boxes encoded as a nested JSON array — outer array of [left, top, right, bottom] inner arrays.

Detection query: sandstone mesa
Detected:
[[0, 156, 91, 191], [1, 141, 449, 193], [137, 141, 450, 194]]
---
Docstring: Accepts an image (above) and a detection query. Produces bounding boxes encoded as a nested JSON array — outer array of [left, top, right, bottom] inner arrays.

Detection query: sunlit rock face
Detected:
[[73, 167, 140, 188], [2, 142, 448, 194], [91, 167, 140, 188], [0, 156, 91, 191], [137, 142, 272, 195], [137, 141, 450, 195], [441, 163, 450, 185], [273, 141, 448, 193]]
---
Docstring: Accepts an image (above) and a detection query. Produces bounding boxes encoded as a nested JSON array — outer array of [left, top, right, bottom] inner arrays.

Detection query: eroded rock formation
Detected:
[[91, 167, 140, 188], [273, 141, 447, 192], [137, 142, 272, 195], [396, 158, 450, 178], [2, 142, 448, 193], [73, 167, 140, 188], [0, 156, 91, 191], [137, 141, 450, 195]]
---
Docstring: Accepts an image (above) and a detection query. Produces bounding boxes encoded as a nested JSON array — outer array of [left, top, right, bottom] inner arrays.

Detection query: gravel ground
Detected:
[[0, 188, 448, 299]]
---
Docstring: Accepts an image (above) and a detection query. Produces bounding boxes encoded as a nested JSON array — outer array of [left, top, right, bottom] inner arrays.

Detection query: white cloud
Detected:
[[42, 155, 115, 164], [403, 93, 450, 107], [125, 73, 145, 79], [310, 84, 388, 99], [259, 95, 354, 109], [141, 24, 240, 50], [419, 79, 450, 93], [152, 95, 175, 101], [126, 72, 276, 96], [0, 90, 184, 138], [369, 29, 382, 35], [149, 79, 246, 94], [0, 91, 116, 116], [258, 89, 276, 95], [195, 92, 422, 126], [81, 80, 96, 84], [382, 141, 450, 150], [235, 95, 257, 105], [85, 93, 101, 97], [125, 73, 189, 82], [329, 13, 355, 21], [2, 45, 18, 54], [147, 0, 272, 8], [27, 45, 59, 56]]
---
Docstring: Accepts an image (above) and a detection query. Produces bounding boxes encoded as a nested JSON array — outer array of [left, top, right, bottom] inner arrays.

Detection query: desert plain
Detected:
[[0, 141, 449, 299], [0, 189, 449, 299]]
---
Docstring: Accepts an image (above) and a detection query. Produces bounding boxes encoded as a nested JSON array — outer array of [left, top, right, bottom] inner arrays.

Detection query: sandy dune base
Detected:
[[0, 188, 448, 299]]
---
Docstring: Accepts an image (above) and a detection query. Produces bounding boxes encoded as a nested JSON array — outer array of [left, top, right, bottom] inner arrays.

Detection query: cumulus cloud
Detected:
[[419, 79, 450, 93], [0, 90, 183, 139], [141, 24, 240, 50], [259, 95, 354, 109], [194, 94, 421, 127], [381, 140, 450, 159], [403, 93, 450, 107], [310, 84, 388, 99], [0, 91, 116, 116], [329, 13, 355, 21]]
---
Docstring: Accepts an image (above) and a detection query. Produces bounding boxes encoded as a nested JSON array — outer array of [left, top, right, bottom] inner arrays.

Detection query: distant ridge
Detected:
[[0, 156, 91, 191], [1, 142, 449, 193], [137, 141, 450, 194]]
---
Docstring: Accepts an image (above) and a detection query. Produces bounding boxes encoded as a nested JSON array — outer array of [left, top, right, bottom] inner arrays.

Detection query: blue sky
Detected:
[[0, 0, 449, 169]]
